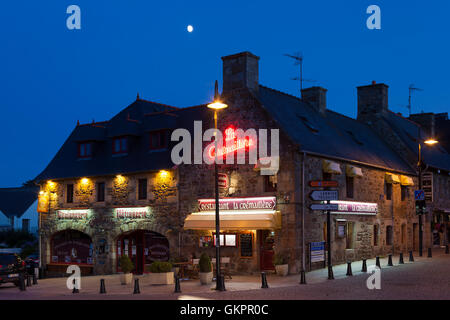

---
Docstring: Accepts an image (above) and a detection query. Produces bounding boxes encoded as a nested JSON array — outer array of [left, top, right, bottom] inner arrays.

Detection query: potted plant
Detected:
[[198, 253, 213, 285], [273, 250, 289, 276], [148, 261, 174, 285], [119, 255, 134, 285]]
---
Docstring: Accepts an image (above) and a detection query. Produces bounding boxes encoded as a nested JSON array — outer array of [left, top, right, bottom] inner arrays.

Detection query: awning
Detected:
[[323, 160, 342, 174], [346, 165, 363, 177], [400, 175, 414, 186], [385, 173, 401, 184], [184, 210, 281, 231]]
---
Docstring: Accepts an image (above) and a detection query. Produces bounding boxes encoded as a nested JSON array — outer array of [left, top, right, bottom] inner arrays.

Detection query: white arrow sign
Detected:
[[310, 204, 339, 211], [310, 190, 339, 201]]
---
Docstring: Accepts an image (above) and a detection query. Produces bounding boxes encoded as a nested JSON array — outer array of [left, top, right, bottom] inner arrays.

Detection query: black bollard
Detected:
[[299, 270, 306, 285], [100, 279, 106, 294], [328, 266, 334, 280], [399, 252, 404, 264], [220, 275, 226, 291], [409, 251, 414, 262], [346, 262, 353, 276], [72, 278, 79, 294], [133, 278, 140, 294], [427, 248, 432, 258], [261, 272, 269, 288], [18, 273, 26, 291], [26, 274, 32, 287], [446, 245, 449, 254], [362, 259, 367, 272], [388, 254, 393, 266], [174, 275, 181, 293], [376, 256, 381, 268], [32, 272, 38, 285]]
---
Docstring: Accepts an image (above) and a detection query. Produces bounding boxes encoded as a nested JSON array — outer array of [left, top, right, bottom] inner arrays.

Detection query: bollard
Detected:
[[18, 273, 26, 291], [32, 273, 38, 285], [446, 245, 449, 254], [427, 248, 432, 258], [72, 278, 79, 294], [133, 278, 140, 294], [376, 256, 381, 268], [299, 270, 306, 285], [346, 262, 353, 276], [399, 252, 404, 264], [409, 251, 414, 262], [100, 279, 106, 294], [26, 274, 32, 287], [261, 272, 269, 288], [174, 275, 181, 293], [362, 259, 367, 272], [220, 275, 226, 291], [328, 266, 334, 280], [388, 254, 393, 266]]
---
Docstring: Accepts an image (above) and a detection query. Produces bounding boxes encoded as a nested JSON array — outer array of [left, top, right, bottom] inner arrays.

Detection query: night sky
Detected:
[[1, 0, 449, 187]]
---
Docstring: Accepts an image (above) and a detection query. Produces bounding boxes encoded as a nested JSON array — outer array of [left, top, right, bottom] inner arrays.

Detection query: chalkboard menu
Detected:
[[239, 233, 253, 257]]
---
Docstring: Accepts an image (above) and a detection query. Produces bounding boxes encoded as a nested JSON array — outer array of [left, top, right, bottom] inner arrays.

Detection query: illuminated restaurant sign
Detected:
[[198, 197, 276, 212], [114, 207, 151, 219], [57, 209, 90, 219], [329, 201, 378, 215]]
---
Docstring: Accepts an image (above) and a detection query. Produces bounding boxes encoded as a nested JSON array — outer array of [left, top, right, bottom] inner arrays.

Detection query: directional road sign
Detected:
[[310, 203, 339, 211]]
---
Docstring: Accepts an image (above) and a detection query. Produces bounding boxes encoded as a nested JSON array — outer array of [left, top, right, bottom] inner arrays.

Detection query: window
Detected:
[[346, 222, 354, 249], [213, 233, 237, 247], [346, 176, 354, 198], [66, 184, 74, 203], [373, 224, 379, 246], [386, 226, 393, 246], [401, 185, 408, 201], [385, 182, 392, 200], [138, 179, 147, 200], [78, 142, 92, 158], [97, 182, 105, 202], [149, 130, 167, 150], [113, 137, 128, 154], [264, 175, 277, 192]]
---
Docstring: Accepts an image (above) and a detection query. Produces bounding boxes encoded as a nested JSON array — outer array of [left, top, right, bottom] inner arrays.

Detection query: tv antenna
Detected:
[[408, 84, 423, 116], [284, 52, 316, 98]]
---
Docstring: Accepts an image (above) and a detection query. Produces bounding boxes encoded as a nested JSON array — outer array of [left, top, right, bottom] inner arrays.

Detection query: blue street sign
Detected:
[[415, 190, 425, 201]]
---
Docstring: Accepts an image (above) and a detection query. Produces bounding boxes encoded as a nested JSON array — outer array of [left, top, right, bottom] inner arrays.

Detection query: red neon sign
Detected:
[[207, 126, 254, 159]]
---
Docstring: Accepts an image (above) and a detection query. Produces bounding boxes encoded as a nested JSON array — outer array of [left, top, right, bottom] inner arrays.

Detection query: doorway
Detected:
[[259, 230, 275, 271]]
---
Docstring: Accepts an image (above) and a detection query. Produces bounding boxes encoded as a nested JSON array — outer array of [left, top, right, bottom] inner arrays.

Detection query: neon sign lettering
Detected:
[[207, 126, 254, 159]]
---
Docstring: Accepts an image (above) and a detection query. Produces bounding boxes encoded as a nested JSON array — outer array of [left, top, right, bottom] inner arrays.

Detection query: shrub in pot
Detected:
[[273, 251, 289, 276], [198, 253, 213, 285], [148, 261, 174, 285], [119, 255, 134, 285]]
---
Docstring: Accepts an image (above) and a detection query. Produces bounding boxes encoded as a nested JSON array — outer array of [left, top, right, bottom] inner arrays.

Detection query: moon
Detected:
[[187, 25, 194, 33]]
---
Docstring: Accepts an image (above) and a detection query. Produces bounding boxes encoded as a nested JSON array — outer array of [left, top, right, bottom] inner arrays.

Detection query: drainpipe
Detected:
[[302, 152, 306, 274]]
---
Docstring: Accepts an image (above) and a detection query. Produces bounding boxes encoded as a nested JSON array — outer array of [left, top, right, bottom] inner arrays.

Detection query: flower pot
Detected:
[[148, 272, 174, 285], [120, 272, 133, 285], [275, 264, 289, 276], [199, 272, 213, 285]]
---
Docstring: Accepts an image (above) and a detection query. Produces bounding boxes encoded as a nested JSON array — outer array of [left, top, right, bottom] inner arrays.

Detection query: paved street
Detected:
[[0, 249, 448, 300]]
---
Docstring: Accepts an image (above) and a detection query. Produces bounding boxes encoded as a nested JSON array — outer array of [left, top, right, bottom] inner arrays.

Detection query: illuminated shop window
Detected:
[[213, 233, 237, 247]]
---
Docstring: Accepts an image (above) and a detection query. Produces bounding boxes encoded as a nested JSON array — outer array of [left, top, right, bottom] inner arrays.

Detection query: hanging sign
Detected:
[[57, 209, 90, 219], [37, 193, 49, 213], [329, 201, 378, 215]]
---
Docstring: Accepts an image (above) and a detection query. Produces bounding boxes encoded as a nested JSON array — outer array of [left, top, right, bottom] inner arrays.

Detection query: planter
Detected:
[[275, 264, 289, 276], [199, 272, 213, 285], [148, 272, 174, 285], [120, 273, 133, 285]]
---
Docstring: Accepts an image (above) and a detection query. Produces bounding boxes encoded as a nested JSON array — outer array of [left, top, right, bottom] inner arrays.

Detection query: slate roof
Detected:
[[383, 111, 450, 171], [256, 85, 416, 174], [0, 186, 39, 218]]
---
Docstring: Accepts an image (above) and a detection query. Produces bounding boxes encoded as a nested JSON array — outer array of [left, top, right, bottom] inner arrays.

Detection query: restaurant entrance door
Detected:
[[259, 230, 275, 270]]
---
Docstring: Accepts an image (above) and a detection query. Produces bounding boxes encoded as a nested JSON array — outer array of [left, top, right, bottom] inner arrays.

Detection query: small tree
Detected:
[[199, 252, 212, 273], [149, 261, 173, 273], [119, 255, 134, 273]]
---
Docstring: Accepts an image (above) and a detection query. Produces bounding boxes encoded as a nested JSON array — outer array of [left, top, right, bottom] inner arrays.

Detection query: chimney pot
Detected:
[[357, 83, 389, 120], [302, 87, 327, 115]]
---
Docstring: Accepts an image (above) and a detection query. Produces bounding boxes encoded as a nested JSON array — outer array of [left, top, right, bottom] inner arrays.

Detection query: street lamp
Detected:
[[417, 134, 439, 257], [207, 80, 228, 291]]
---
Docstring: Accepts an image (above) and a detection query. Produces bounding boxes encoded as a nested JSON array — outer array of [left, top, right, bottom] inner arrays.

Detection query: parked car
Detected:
[[0, 253, 25, 286]]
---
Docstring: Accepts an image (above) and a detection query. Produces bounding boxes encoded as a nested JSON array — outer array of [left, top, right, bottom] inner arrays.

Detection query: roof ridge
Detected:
[[77, 121, 109, 127], [386, 109, 420, 127], [259, 84, 303, 102], [137, 98, 179, 110]]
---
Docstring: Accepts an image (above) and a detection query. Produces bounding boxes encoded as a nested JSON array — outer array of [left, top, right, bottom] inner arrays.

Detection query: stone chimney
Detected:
[[222, 52, 259, 94], [301, 87, 327, 115], [357, 81, 389, 120], [409, 113, 435, 138]]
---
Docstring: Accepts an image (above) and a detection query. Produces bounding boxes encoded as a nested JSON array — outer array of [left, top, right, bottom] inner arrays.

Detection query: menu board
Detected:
[[239, 233, 253, 257]]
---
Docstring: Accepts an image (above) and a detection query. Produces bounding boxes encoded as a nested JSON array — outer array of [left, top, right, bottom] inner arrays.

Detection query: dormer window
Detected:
[[78, 142, 92, 158], [149, 130, 167, 150], [113, 137, 128, 154]]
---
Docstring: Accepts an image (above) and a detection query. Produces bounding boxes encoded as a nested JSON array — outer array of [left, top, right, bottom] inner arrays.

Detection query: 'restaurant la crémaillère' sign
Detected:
[[198, 197, 276, 212]]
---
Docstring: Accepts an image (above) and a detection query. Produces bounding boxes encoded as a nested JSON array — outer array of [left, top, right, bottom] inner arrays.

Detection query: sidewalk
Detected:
[[0, 249, 447, 299]]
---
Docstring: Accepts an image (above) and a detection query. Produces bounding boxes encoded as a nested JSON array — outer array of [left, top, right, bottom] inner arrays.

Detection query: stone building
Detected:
[[34, 51, 446, 276]]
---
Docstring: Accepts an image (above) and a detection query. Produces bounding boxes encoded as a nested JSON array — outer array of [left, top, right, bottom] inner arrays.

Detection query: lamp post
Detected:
[[417, 133, 438, 257], [207, 81, 228, 291]]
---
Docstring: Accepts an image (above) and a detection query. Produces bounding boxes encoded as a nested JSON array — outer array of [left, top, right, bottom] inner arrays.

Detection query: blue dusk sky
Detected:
[[0, 0, 449, 187]]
